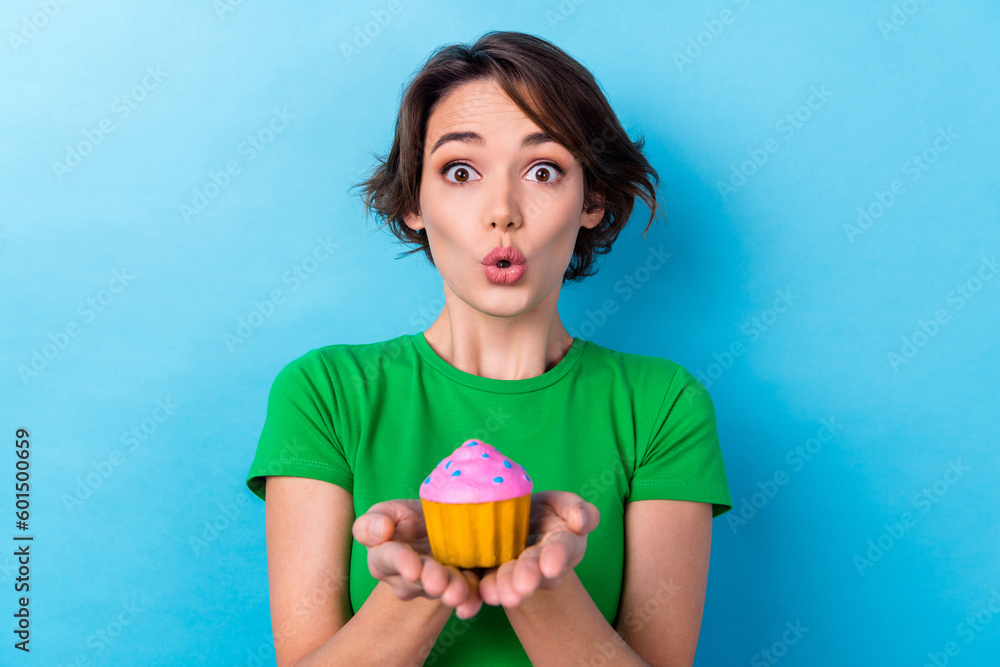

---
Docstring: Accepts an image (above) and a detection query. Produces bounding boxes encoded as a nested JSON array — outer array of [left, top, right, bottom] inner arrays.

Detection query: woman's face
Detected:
[[403, 78, 604, 319]]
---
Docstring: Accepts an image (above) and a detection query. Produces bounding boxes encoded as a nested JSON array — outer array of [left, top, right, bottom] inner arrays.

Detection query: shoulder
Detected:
[[282, 334, 415, 372], [581, 339, 696, 396], [271, 334, 416, 390]]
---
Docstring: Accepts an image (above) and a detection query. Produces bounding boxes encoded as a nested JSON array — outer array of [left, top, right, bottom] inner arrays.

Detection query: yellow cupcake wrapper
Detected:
[[421, 494, 531, 569]]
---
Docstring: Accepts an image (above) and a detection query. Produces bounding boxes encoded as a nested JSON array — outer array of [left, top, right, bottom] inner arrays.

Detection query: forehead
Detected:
[[425, 79, 542, 144]]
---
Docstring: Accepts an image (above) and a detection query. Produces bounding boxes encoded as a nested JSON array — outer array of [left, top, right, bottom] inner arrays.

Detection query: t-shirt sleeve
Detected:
[[628, 365, 733, 518], [245, 350, 353, 502]]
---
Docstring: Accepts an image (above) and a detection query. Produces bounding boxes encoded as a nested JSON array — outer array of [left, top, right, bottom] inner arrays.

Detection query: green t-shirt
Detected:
[[245, 332, 732, 666]]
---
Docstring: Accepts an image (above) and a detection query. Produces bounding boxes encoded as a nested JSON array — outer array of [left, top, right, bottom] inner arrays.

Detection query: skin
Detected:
[[403, 77, 605, 381], [353, 492, 600, 618], [353, 77, 606, 618]]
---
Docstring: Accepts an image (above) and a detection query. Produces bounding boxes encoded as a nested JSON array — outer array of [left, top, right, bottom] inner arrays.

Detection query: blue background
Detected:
[[2, 1, 998, 665]]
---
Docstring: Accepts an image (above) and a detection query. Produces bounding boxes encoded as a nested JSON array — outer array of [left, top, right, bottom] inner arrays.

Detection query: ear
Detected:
[[580, 194, 605, 230], [402, 209, 424, 232]]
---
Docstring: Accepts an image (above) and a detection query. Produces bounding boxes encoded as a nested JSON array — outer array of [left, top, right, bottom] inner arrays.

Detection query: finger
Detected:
[[439, 566, 471, 608], [538, 532, 576, 579], [456, 570, 483, 619], [558, 498, 599, 535], [479, 569, 500, 606], [511, 548, 543, 598], [387, 578, 422, 602], [419, 556, 450, 598], [353, 511, 396, 547], [353, 499, 426, 546], [495, 560, 522, 608], [531, 491, 597, 535], [369, 541, 423, 582], [575, 501, 600, 534]]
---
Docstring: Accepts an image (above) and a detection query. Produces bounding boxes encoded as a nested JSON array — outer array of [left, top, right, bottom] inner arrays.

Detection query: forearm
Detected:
[[295, 581, 453, 667], [503, 570, 650, 667]]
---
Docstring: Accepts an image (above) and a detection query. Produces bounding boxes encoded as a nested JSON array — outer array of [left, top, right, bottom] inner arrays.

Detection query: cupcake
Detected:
[[419, 439, 533, 569]]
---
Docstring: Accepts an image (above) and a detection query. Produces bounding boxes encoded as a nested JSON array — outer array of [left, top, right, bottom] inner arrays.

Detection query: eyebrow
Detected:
[[428, 131, 555, 155]]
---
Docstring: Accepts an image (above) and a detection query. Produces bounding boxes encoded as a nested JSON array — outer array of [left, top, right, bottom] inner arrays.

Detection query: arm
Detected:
[[476, 492, 647, 665], [504, 569, 650, 666], [264, 476, 455, 667], [614, 499, 713, 667], [501, 499, 712, 667]]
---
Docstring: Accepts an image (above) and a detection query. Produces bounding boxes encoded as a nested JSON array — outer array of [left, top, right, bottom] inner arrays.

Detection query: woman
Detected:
[[246, 31, 732, 667]]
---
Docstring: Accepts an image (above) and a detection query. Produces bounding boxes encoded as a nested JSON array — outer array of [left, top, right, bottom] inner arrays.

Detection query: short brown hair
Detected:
[[352, 30, 662, 283]]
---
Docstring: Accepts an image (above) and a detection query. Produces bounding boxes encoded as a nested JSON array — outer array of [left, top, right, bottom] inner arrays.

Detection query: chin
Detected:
[[475, 288, 537, 317]]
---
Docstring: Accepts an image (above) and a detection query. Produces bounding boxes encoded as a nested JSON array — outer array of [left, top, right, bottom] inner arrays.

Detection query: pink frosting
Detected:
[[419, 439, 533, 503]]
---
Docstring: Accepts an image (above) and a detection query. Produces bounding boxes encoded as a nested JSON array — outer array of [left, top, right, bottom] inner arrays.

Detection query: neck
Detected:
[[422, 284, 574, 381]]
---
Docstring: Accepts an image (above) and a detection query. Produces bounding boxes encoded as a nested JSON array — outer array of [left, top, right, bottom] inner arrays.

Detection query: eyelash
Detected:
[[438, 160, 566, 185]]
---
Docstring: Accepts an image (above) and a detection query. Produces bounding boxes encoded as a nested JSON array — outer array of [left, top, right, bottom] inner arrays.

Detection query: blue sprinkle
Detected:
[[502, 460, 511, 468], [493, 476, 504, 483], [445, 460, 451, 470], [524, 474, 530, 481], [482, 453, 489, 458], [451, 470, 461, 477], [423, 477, 431, 485], [465, 441, 478, 446]]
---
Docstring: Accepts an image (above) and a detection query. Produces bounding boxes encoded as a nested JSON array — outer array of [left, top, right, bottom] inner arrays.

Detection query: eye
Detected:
[[440, 161, 481, 184], [525, 161, 566, 184]]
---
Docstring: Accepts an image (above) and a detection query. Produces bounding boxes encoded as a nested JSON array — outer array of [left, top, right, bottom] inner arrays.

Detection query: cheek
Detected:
[[543, 186, 584, 223], [422, 219, 471, 270], [534, 223, 581, 278]]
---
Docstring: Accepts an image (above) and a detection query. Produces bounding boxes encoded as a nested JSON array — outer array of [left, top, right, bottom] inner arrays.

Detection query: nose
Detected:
[[491, 219, 519, 232], [486, 171, 522, 232]]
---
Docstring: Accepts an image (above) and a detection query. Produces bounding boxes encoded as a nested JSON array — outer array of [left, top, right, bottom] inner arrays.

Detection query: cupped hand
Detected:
[[478, 491, 600, 608], [352, 499, 483, 619]]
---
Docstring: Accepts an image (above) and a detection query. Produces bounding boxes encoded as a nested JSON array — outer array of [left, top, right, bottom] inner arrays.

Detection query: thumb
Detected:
[[353, 512, 394, 546], [570, 501, 599, 535], [542, 491, 599, 535]]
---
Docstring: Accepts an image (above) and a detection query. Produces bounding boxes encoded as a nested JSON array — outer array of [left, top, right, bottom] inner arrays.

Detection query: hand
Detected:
[[352, 499, 484, 619], [478, 491, 600, 608]]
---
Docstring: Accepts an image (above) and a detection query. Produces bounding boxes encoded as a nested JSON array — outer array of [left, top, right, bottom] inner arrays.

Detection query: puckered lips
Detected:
[[481, 245, 526, 285]]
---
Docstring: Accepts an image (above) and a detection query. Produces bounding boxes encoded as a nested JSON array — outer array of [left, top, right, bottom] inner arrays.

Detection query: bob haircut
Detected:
[[353, 30, 662, 283]]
